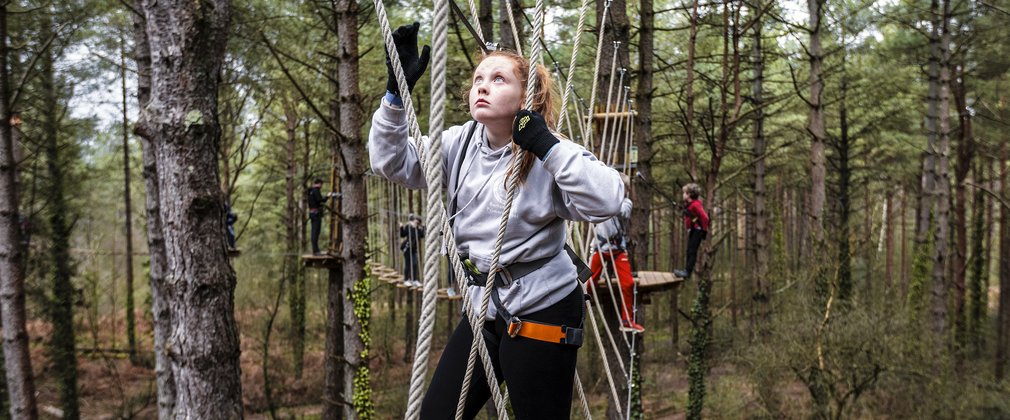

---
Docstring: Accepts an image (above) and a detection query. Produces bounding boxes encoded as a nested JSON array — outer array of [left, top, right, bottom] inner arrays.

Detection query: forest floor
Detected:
[[26, 293, 815, 419]]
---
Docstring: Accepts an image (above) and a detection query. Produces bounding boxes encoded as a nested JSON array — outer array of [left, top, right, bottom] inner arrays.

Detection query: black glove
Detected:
[[512, 110, 560, 160], [386, 22, 431, 97]]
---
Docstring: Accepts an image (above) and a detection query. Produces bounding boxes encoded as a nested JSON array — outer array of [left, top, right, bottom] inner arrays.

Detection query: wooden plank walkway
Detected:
[[367, 262, 462, 301]]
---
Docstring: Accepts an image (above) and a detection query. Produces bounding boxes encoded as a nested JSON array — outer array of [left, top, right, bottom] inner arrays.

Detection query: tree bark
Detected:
[[337, 0, 368, 416], [40, 13, 80, 418], [930, 0, 952, 338], [130, 3, 175, 416], [836, 71, 852, 302], [596, 0, 631, 108], [0, 3, 38, 418], [499, 0, 524, 52], [683, 0, 699, 181], [119, 31, 138, 364], [968, 162, 986, 352], [996, 142, 1008, 381], [951, 63, 973, 346], [807, 0, 827, 250], [631, 0, 655, 280], [750, 0, 770, 328], [479, 0, 493, 42], [139, 0, 242, 416], [283, 96, 305, 378]]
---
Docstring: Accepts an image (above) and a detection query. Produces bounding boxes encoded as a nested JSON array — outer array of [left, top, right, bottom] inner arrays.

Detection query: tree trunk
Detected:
[[807, 0, 827, 253], [119, 31, 138, 364], [750, 0, 770, 328], [130, 3, 175, 416], [324, 266, 346, 418], [996, 142, 1008, 381], [283, 96, 305, 378], [40, 14, 80, 418], [683, 0, 699, 181], [951, 63, 973, 347], [596, 0, 631, 108], [631, 0, 654, 283], [0, 3, 38, 418], [968, 162, 986, 352], [138, 0, 242, 416], [836, 72, 852, 302], [930, 0, 952, 338], [499, 0, 524, 52], [336, 0, 369, 416], [479, 0, 493, 42]]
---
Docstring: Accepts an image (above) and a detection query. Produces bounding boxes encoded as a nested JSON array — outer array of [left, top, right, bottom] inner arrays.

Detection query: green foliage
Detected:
[[907, 226, 933, 318], [351, 267, 374, 419], [687, 274, 713, 420]]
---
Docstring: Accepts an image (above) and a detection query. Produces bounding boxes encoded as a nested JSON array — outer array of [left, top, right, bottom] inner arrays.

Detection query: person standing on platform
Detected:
[[400, 213, 425, 286], [675, 183, 709, 278], [307, 178, 337, 255]]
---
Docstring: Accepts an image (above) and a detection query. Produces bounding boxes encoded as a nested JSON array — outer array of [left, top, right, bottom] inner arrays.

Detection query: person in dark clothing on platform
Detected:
[[675, 183, 710, 278], [399, 213, 425, 287], [307, 178, 336, 255]]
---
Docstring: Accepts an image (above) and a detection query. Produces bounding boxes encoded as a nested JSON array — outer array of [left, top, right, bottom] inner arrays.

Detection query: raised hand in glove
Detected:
[[512, 110, 559, 160], [386, 22, 431, 97]]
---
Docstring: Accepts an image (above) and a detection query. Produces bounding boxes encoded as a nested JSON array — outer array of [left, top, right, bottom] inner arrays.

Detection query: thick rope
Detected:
[[556, 0, 592, 131], [405, 0, 449, 415], [466, 0, 485, 45], [584, 0, 612, 148], [586, 299, 624, 413], [597, 42, 621, 156], [372, 1, 509, 418], [502, 0, 524, 55], [457, 0, 547, 415]]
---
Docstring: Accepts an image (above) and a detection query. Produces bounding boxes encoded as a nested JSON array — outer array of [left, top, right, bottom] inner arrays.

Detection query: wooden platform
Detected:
[[302, 253, 340, 269], [634, 271, 684, 293], [227, 248, 241, 257]]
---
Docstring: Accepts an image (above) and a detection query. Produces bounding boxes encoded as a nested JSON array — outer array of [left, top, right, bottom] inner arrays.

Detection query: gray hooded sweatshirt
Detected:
[[368, 100, 624, 320]]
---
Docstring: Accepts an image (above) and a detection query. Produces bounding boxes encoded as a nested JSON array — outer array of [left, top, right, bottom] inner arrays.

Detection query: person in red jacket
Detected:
[[675, 183, 709, 278]]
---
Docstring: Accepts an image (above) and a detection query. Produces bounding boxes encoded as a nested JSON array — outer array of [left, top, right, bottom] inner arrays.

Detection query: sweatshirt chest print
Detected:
[[488, 177, 507, 215]]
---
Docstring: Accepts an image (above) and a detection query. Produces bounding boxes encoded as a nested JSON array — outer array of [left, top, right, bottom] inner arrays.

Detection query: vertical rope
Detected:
[[404, 0, 449, 414], [586, 299, 624, 413], [372, 1, 510, 418]]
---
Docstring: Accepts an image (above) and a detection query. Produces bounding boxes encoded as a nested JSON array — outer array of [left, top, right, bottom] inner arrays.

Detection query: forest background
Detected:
[[0, 0, 1008, 417]]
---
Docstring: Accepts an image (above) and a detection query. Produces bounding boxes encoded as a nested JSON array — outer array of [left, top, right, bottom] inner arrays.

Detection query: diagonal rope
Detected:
[[502, 0, 524, 55], [584, 0, 612, 149], [465, 0, 485, 45], [456, 0, 548, 416], [557, 0, 592, 131]]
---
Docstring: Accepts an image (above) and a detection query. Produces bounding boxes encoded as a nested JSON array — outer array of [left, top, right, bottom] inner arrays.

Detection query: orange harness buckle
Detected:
[[506, 317, 583, 346]]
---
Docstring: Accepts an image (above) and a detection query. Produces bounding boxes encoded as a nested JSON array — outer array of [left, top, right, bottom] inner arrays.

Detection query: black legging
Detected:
[[421, 285, 584, 419], [403, 249, 420, 281], [686, 228, 706, 275], [310, 213, 322, 253]]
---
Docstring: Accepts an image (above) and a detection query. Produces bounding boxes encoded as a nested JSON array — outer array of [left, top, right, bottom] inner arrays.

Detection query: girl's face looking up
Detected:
[[469, 56, 523, 127]]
